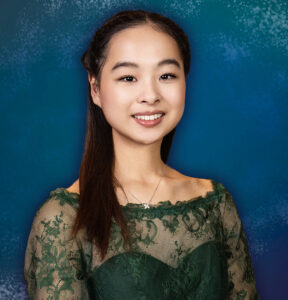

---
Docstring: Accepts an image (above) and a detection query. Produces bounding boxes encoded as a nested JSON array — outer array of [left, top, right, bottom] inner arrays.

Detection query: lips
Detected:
[[132, 112, 165, 127]]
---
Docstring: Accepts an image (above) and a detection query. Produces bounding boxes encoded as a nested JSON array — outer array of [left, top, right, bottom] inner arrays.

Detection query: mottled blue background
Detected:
[[1, 0, 287, 299]]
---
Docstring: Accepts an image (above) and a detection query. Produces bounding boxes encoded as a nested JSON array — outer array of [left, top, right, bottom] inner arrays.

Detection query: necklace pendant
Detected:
[[143, 203, 150, 209]]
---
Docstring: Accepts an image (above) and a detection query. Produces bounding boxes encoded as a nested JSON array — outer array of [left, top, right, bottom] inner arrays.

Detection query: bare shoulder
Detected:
[[196, 177, 214, 192], [66, 179, 80, 194], [184, 175, 214, 195], [165, 167, 214, 199]]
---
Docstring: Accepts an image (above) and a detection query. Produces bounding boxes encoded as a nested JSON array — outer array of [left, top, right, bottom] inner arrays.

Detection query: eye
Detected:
[[118, 75, 136, 82], [160, 73, 177, 80], [118, 73, 177, 82]]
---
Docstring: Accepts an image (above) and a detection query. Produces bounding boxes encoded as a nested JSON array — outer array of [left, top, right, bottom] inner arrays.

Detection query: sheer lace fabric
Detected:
[[24, 180, 259, 299]]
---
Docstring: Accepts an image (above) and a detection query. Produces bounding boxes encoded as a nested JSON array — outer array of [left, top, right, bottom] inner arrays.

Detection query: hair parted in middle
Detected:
[[72, 9, 191, 261]]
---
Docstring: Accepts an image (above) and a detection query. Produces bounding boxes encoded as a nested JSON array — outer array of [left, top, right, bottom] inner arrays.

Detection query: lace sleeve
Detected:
[[221, 185, 260, 300], [24, 195, 85, 300]]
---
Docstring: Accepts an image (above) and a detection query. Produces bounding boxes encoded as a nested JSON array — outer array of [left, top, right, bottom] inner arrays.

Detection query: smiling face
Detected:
[[89, 24, 186, 145]]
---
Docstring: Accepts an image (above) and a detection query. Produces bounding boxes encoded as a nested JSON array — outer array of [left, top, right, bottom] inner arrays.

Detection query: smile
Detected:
[[133, 113, 164, 120], [132, 113, 165, 128]]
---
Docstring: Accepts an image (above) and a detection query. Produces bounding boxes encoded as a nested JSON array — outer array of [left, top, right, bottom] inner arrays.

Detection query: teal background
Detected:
[[1, 0, 287, 298]]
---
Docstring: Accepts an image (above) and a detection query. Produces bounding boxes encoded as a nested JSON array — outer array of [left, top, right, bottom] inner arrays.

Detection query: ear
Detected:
[[88, 73, 102, 108]]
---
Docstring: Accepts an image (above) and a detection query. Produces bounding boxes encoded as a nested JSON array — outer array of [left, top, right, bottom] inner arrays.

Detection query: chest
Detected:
[[107, 201, 224, 268], [84, 202, 228, 300]]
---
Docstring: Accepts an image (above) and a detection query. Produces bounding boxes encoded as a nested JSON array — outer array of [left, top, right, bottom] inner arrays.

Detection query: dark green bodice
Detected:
[[24, 180, 259, 299]]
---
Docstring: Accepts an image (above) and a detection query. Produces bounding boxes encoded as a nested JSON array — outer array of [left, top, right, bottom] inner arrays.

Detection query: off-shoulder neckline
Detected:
[[56, 179, 220, 210]]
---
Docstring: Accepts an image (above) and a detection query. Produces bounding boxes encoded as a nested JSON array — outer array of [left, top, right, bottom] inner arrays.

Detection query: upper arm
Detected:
[[220, 184, 259, 300], [24, 196, 84, 300]]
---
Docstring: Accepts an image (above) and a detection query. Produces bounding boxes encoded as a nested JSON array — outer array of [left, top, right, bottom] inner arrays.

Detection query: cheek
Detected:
[[168, 84, 186, 110], [102, 83, 129, 110], [100, 91, 129, 125]]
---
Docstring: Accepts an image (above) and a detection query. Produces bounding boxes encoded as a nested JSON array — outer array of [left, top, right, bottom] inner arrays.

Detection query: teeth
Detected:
[[134, 113, 164, 120]]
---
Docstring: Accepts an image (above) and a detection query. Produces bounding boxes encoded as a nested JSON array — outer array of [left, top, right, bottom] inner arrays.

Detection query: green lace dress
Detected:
[[24, 179, 259, 300]]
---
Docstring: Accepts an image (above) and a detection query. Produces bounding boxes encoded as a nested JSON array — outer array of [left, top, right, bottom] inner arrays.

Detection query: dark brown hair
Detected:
[[72, 9, 191, 261]]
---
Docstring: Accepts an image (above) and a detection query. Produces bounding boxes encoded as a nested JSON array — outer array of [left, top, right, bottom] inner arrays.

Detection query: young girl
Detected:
[[24, 9, 259, 300]]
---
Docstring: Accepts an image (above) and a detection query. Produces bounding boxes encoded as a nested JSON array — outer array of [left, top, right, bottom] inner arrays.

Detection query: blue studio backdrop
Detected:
[[0, 1, 287, 299]]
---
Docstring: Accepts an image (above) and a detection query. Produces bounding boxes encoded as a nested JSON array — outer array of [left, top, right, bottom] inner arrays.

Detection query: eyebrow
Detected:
[[111, 58, 181, 72]]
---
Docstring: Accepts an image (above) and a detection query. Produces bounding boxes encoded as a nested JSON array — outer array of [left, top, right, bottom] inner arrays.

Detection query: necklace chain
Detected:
[[122, 177, 162, 209]]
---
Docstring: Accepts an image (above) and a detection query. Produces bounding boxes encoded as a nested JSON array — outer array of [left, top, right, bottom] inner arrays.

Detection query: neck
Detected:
[[112, 131, 168, 185]]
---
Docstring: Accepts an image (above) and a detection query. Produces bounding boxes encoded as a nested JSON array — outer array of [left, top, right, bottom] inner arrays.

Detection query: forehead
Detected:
[[104, 24, 182, 67]]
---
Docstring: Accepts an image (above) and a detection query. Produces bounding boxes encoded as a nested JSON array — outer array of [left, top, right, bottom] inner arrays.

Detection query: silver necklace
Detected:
[[123, 177, 162, 209]]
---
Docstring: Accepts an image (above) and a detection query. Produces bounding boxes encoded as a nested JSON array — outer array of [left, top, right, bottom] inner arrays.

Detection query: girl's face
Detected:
[[89, 24, 186, 145]]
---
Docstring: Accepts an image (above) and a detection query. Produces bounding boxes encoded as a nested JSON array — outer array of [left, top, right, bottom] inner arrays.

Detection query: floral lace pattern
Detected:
[[24, 180, 259, 299]]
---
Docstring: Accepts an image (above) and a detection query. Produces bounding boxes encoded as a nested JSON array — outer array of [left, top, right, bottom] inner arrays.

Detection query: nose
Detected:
[[137, 78, 160, 104]]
